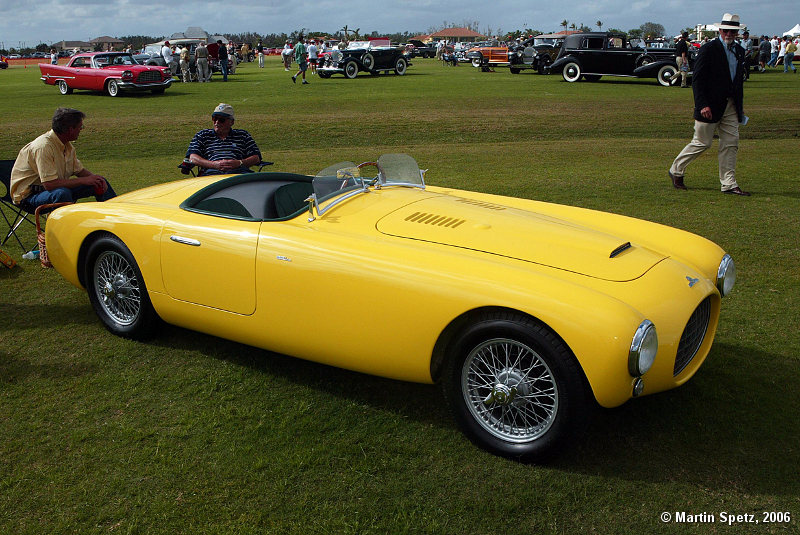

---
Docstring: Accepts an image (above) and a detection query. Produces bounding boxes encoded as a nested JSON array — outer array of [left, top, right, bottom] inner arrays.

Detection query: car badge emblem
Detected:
[[686, 276, 699, 287]]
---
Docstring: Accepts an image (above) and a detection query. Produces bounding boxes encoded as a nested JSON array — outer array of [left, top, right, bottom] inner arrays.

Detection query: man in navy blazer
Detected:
[[669, 13, 751, 196]]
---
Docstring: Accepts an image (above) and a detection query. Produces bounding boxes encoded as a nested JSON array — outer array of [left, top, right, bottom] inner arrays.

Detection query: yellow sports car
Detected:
[[45, 154, 736, 461]]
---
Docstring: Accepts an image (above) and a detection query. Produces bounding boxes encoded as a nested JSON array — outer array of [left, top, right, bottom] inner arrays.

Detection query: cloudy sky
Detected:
[[0, 1, 792, 48]]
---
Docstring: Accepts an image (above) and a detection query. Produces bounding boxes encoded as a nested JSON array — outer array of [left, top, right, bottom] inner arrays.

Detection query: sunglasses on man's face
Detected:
[[721, 29, 739, 34], [212, 116, 230, 123]]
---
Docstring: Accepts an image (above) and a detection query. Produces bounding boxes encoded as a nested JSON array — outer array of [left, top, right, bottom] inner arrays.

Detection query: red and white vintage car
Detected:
[[39, 52, 172, 97]]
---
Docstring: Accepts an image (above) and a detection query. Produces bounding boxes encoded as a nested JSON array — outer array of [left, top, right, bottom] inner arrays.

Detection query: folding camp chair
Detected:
[[0, 159, 36, 252], [178, 158, 274, 177]]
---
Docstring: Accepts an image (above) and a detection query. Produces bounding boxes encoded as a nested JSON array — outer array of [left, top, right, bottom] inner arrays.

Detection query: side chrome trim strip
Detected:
[[170, 235, 201, 246]]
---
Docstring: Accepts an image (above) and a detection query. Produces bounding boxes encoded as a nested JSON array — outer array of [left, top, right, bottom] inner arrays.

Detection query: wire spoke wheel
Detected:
[[93, 250, 141, 327], [461, 338, 558, 443]]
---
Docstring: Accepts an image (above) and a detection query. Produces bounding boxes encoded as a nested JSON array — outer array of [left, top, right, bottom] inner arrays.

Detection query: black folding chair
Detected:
[[178, 158, 274, 177], [0, 159, 36, 252]]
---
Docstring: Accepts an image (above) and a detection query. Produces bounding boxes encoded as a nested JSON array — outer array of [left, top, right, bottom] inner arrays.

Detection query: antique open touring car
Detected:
[[44, 154, 735, 461], [318, 41, 410, 78]]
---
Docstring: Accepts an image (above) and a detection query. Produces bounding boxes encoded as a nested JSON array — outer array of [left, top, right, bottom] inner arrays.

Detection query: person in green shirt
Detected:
[[292, 34, 309, 84]]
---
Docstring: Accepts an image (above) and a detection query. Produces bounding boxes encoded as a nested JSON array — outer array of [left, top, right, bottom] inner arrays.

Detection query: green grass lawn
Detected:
[[1, 57, 799, 534]]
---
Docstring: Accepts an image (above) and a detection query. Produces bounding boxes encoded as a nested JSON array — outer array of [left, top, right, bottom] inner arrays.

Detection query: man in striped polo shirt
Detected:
[[185, 103, 262, 175]]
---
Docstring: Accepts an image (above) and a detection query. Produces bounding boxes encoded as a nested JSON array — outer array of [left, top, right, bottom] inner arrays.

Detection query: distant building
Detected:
[[429, 28, 487, 43], [51, 40, 93, 52], [90, 36, 125, 51]]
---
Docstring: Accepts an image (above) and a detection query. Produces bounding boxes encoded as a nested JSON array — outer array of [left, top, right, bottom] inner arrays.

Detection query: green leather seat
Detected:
[[273, 182, 313, 218], [193, 197, 252, 218]]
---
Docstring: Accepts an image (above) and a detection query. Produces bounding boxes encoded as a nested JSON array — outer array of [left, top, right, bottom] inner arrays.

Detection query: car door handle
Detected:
[[170, 235, 201, 246]]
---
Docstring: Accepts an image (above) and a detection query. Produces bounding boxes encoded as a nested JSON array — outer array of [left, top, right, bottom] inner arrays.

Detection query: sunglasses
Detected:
[[212, 115, 231, 123], [721, 29, 739, 34]]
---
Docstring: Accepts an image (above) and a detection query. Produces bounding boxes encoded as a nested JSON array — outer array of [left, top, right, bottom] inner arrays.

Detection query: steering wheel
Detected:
[[356, 161, 380, 186]]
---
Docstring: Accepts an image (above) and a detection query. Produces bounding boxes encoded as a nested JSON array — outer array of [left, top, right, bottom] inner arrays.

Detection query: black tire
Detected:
[[657, 64, 678, 87], [318, 71, 331, 79], [537, 56, 552, 74], [58, 80, 73, 95], [344, 60, 358, 79], [361, 53, 374, 70], [394, 57, 407, 75], [510, 68, 521, 74], [106, 79, 120, 97], [85, 234, 159, 340], [636, 55, 654, 68], [471, 57, 482, 68], [562, 61, 582, 82], [442, 312, 589, 462], [583, 74, 602, 82]]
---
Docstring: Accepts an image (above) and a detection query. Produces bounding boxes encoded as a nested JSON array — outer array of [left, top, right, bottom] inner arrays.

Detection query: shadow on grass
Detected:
[[556, 342, 799, 496], [4, 304, 98, 329], [152, 324, 449, 428], [0, 349, 98, 383], [0, 265, 23, 279], [148, 324, 798, 495]]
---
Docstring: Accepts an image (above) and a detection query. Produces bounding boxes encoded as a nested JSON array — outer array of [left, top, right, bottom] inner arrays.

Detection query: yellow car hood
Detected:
[[376, 195, 665, 281]]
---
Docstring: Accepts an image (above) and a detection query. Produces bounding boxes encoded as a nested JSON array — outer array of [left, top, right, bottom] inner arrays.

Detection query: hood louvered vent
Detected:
[[455, 198, 507, 211], [404, 212, 466, 228]]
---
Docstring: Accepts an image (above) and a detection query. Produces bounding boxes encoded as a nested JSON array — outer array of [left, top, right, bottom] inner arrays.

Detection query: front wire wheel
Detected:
[[463, 338, 559, 443], [443, 314, 589, 461]]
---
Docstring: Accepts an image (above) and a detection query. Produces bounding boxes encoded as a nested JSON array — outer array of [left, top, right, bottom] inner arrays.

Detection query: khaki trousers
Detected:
[[676, 56, 688, 86], [670, 98, 739, 191]]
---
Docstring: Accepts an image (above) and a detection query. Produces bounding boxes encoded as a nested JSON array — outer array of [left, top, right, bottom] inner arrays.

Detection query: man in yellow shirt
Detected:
[[10, 108, 116, 212]]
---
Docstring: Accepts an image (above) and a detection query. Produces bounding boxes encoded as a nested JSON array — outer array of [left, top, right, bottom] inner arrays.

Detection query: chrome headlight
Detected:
[[716, 254, 736, 297], [628, 320, 658, 376]]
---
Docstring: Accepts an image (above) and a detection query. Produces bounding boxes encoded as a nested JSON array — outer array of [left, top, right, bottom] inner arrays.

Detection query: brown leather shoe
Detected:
[[722, 187, 751, 196], [669, 171, 687, 190]]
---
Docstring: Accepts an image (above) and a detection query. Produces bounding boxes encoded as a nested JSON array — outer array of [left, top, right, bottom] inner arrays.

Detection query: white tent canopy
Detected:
[[784, 24, 800, 37]]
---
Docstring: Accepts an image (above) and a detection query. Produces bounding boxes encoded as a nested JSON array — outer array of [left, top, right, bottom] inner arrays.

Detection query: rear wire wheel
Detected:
[[85, 234, 159, 340]]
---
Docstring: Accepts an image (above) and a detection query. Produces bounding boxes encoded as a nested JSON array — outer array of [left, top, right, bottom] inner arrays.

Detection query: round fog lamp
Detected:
[[628, 320, 658, 377], [632, 377, 644, 397]]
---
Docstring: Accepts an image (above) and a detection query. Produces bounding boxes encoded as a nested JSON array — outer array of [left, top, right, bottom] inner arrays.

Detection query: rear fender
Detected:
[[633, 60, 675, 77]]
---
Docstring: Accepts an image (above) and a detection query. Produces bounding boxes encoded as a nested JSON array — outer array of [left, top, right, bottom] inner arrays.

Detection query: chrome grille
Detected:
[[674, 296, 711, 376], [136, 71, 162, 83]]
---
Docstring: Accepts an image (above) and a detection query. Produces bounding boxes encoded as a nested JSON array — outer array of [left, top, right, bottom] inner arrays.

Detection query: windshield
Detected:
[[310, 154, 425, 218], [312, 162, 365, 216], [376, 154, 425, 187], [347, 41, 371, 49]]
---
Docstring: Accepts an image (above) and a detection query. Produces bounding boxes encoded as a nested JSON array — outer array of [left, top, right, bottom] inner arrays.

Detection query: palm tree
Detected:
[[561, 20, 568, 33], [597, 20, 603, 31], [569, 23, 577, 31]]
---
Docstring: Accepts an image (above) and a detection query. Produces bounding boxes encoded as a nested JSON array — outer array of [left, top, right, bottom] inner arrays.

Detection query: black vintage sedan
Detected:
[[550, 32, 687, 86], [508, 37, 560, 74], [318, 41, 411, 79]]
